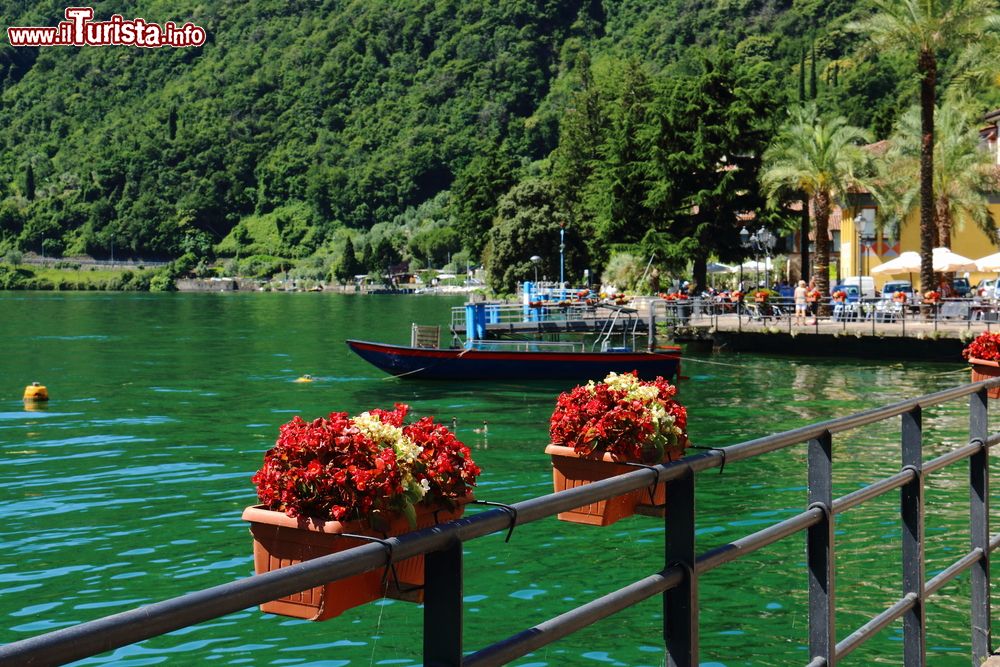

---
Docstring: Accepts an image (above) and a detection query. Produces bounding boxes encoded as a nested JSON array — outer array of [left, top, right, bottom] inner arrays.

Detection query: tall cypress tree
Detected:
[[168, 106, 178, 141], [25, 163, 34, 201], [798, 47, 806, 102], [809, 40, 817, 99]]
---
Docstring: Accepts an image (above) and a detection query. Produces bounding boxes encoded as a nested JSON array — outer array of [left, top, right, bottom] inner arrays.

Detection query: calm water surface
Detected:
[[0, 292, 994, 666]]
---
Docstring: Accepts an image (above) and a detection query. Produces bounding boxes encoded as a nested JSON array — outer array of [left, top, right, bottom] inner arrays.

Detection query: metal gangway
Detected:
[[2, 377, 1000, 666]]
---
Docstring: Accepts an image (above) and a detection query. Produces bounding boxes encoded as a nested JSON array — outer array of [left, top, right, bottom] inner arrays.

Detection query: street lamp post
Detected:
[[558, 223, 565, 298], [530, 255, 541, 283], [854, 212, 875, 294], [757, 227, 776, 289], [739, 226, 752, 288], [740, 226, 777, 291]]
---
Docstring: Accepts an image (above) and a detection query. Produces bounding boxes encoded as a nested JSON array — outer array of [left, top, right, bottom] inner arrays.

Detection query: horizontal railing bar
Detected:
[[922, 441, 981, 476], [463, 567, 685, 667], [832, 469, 915, 514], [805, 657, 827, 667], [697, 507, 824, 573], [836, 592, 918, 660], [991, 533, 1000, 552], [925, 548, 983, 598], [0, 510, 519, 666], [687, 383, 988, 474]]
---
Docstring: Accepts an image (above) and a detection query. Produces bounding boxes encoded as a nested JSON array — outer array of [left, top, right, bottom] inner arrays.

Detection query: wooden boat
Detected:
[[346, 340, 681, 381]]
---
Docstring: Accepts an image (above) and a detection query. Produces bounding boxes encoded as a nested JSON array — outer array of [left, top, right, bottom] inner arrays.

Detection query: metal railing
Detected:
[[1, 379, 999, 666], [448, 301, 635, 331], [674, 295, 1000, 336]]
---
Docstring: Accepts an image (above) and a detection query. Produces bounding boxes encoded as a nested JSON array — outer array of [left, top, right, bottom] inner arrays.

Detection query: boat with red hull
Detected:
[[346, 339, 682, 381]]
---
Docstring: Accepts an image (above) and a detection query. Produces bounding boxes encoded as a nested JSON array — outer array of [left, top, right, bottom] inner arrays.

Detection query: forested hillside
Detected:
[[0, 0, 996, 288]]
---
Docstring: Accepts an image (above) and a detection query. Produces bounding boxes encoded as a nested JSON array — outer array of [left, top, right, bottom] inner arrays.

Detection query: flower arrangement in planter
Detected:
[[923, 290, 941, 304], [832, 290, 847, 303], [243, 403, 480, 620], [730, 290, 744, 302], [893, 291, 908, 304], [546, 371, 688, 526], [962, 332, 1000, 398], [754, 290, 770, 303]]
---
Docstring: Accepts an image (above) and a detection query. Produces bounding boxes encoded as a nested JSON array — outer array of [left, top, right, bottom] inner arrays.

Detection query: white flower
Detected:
[[353, 411, 422, 465]]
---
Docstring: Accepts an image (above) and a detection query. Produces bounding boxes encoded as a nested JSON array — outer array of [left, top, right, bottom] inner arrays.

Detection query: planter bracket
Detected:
[[471, 500, 518, 542]]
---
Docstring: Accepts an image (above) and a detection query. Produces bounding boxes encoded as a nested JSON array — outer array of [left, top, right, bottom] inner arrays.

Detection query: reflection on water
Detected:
[[0, 292, 991, 666]]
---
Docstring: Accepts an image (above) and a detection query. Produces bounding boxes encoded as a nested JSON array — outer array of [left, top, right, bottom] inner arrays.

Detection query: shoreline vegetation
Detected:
[[0, 252, 486, 294]]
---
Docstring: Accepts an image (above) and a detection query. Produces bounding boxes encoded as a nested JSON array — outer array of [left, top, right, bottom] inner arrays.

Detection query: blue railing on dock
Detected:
[[1, 378, 999, 666]]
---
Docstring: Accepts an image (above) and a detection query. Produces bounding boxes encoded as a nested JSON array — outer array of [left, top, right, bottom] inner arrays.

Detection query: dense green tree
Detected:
[[761, 104, 872, 306], [646, 48, 782, 290], [450, 142, 517, 257], [584, 59, 657, 263], [483, 178, 581, 293], [849, 0, 1000, 293]]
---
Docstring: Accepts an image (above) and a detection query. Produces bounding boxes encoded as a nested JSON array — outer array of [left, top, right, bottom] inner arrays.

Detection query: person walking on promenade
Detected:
[[806, 278, 821, 325], [794, 279, 807, 325]]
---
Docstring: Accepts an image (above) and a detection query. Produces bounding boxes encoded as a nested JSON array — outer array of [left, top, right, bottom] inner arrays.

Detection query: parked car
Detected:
[[976, 278, 997, 298], [837, 275, 876, 299], [882, 280, 913, 296], [952, 277, 972, 298]]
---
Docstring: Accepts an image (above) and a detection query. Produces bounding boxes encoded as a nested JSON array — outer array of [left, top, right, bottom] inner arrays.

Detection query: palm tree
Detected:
[[761, 104, 872, 308], [876, 103, 996, 255], [849, 0, 1000, 298]]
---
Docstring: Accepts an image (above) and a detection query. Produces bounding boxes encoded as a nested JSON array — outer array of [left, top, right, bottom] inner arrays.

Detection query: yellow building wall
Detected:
[[845, 204, 1000, 292]]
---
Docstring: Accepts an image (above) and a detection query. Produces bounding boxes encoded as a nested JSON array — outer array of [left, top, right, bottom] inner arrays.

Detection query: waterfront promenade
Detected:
[[665, 299, 994, 363]]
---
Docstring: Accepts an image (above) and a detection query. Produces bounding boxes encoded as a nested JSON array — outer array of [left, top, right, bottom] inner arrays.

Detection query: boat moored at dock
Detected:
[[346, 298, 682, 381], [345, 338, 681, 381]]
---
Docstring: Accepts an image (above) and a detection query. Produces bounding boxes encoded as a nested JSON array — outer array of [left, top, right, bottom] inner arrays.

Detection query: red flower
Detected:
[[251, 405, 480, 525], [963, 332, 1000, 362], [549, 372, 688, 463]]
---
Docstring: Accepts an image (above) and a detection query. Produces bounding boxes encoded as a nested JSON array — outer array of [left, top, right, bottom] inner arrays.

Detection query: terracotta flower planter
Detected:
[[243, 500, 466, 621], [544, 444, 682, 527], [969, 357, 1000, 399]]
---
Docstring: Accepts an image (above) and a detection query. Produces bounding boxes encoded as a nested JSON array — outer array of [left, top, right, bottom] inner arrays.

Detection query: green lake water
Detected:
[[0, 291, 994, 666]]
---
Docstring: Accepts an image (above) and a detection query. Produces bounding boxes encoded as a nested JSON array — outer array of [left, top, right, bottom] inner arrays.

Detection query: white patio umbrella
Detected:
[[975, 252, 1000, 272], [737, 258, 775, 272], [870, 251, 921, 276], [933, 247, 977, 272]]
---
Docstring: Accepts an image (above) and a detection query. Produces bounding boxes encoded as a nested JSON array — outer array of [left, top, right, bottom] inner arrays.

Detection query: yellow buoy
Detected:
[[23, 382, 49, 402], [293, 374, 314, 383]]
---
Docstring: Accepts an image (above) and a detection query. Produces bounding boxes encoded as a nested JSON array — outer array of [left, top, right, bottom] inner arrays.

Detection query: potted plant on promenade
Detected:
[[545, 371, 689, 526], [963, 332, 1000, 398], [243, 404, 481, 620]]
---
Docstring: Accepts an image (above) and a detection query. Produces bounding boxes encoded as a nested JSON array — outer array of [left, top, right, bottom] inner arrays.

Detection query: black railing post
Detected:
[[664, 466, 697, 667], [423, 537, 464, 666], [807, 432, 835, 665], [969, 389, 991, 662], [901, 407, 926, 666]]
